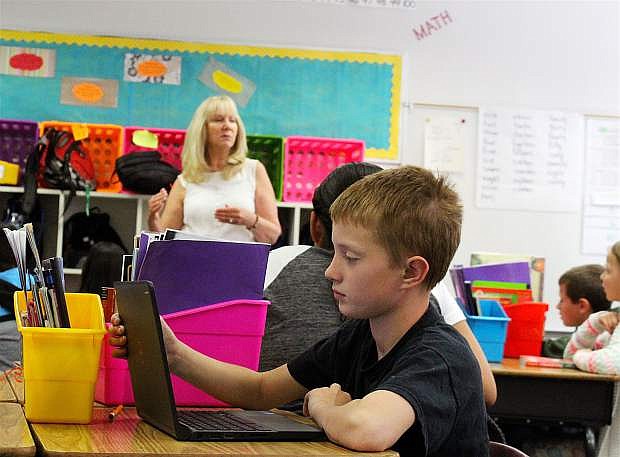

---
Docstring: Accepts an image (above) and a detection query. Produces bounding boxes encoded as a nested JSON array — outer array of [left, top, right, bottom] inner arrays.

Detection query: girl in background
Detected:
[[564, 240, 620, 457]]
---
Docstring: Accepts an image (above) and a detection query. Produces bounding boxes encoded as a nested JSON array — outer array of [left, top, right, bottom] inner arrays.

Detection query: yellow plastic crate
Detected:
[[14, 292, 105, 424], [0, 160, 20, 184]]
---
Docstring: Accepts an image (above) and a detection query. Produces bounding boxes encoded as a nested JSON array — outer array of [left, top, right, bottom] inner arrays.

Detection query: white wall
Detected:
[[2, 0, 619, 330]]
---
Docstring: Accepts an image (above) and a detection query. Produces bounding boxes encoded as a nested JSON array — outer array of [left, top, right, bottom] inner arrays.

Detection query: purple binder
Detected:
[[460, 261, 531, 286], [137, 239, 270, 315]]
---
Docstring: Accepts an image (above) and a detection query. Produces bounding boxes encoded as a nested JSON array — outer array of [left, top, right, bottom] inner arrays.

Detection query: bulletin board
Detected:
[[0, 30, 402, 161]]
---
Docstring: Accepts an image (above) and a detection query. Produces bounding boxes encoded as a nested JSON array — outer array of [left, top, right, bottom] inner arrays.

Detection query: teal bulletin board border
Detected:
[[0, 30, 402, 161]]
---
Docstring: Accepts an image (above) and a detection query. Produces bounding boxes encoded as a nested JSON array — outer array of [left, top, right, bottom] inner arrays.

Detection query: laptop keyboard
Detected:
[[177, 410, 273, 432]]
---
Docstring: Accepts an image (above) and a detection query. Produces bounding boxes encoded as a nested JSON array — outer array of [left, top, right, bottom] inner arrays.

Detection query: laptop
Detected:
[[114, 280, 325, 442]]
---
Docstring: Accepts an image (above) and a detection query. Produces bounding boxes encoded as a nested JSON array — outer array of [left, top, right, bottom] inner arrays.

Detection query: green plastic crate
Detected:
[[247, 134, 284, 201]]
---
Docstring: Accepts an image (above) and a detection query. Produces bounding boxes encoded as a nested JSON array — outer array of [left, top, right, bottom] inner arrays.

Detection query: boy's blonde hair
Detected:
[[181, 95, 248, 183], [330, 165, 462, 290]]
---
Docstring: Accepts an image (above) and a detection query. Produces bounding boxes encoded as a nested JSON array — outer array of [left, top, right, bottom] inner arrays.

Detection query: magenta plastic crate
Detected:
[[0, 119, 38, 183], [283, 136, 364, 202], [123, 126, 186, 171], [95, 299, 269, 406]]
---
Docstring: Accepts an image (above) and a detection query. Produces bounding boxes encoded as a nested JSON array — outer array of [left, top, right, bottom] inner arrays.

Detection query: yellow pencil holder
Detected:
[[14, 292, 106, 424]]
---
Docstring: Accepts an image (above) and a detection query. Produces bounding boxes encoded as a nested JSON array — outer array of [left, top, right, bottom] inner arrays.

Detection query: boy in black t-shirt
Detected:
[[110, 166, 488, 456]]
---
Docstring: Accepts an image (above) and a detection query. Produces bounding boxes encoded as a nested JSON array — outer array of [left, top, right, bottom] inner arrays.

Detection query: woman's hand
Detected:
[[214, 205, 255, 228], [148, 188, 168, 231]]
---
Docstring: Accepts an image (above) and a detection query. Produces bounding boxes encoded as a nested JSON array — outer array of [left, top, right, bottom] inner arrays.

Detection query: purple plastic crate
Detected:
[[0, 119, 38, 183]]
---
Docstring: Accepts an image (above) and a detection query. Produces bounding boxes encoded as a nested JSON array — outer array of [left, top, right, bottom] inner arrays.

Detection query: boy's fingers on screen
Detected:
[[111, 347, 128, 359]]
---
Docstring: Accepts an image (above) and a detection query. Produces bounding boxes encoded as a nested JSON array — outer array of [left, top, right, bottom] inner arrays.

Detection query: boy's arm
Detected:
[[305, 387, 414, 452], [165, 319, 308, 410], [452, 320, 497, 406]]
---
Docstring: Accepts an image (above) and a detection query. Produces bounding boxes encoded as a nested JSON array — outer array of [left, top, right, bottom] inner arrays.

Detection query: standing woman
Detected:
[[148, 95, 281, 244]]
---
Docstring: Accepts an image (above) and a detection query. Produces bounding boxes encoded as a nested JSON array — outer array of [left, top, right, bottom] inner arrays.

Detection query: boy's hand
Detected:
[[599, 311, 619, 334], [108, 313, 127, 359], [303, 383, 352, 417]]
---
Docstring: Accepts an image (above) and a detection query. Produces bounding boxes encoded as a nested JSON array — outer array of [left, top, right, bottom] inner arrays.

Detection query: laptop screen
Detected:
[[114, 280, 179, 437]]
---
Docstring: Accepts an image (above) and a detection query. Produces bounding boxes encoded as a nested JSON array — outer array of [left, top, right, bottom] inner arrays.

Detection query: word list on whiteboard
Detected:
[[581, 118, 620, 255], [476, 108, 583, 212]]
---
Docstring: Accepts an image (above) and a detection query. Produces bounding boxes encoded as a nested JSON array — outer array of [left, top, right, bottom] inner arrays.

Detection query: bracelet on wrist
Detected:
[[247, 214, 259, 230]]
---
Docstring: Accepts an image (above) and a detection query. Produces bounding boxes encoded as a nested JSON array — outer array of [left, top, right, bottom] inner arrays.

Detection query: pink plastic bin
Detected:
[[283, 136, 364, 202], [123, 126, 186, 171], [95, 299, 269, 406]]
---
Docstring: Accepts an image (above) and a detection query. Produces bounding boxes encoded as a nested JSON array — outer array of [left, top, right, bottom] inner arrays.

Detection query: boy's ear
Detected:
[[401, 256, 429, 288], [577, 298, 593, 315], [310, 211, 325, 247]]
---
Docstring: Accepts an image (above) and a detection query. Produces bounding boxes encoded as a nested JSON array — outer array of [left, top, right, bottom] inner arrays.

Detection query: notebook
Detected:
[[114, 280, 325, 442]]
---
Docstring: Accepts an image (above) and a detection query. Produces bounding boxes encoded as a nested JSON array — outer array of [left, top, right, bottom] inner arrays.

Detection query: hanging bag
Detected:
[[115, 150, 179, 194]]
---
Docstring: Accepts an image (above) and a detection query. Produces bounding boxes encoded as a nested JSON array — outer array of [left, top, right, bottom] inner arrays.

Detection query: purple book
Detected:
[[461, 261, 531, 286], [137, 239, 270, 315]]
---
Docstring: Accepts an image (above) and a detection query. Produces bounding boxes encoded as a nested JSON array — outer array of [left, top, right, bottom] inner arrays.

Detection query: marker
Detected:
[[108, 404, 124, 422]]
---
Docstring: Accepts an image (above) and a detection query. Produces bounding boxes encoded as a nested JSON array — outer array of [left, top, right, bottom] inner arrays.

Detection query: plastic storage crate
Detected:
[[0, 119, 38, 184], [39, 121, 123, 192], [466, 299, 510, 363], [14, 292, 105, 424], [123, 126, 185, 171], [283, 136, 365, 202], [503, 302, 548, 358], [247, 134, 284, 200], [96, 299, 269, 406]]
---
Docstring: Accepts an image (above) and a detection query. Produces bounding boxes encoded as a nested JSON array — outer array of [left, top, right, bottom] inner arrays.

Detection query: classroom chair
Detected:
[[489, 441, 529, 457]]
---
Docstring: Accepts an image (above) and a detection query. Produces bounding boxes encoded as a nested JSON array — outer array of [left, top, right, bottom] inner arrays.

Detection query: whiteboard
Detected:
[[410, 104, 620, 332], [2, 0, 619, 331]]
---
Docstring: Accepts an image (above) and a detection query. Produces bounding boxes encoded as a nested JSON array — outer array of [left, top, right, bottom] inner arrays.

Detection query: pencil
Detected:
[[108, 404, 124, 422]]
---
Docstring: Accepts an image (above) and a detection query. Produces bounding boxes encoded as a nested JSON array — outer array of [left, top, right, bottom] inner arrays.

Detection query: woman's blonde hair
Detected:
[[181, 95, 248, 183]]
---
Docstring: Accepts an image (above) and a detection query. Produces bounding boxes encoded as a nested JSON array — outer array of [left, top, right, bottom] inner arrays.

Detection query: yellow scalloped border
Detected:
[[0, 29, 402, 160]]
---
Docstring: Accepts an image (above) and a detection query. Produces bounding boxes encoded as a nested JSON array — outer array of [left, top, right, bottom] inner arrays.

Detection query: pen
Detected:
[[108, 404, 124, 422]]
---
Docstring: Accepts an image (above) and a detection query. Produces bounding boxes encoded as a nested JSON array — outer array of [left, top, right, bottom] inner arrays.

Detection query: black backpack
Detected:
[[115, 151, 179, 194], [62, 208, 127, 268]]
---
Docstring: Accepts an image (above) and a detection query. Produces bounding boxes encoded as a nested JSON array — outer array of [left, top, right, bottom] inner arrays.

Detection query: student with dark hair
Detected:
[[79, 241, 125, 295], [262, 162, 497, 406], [541, 264, 611, 358]]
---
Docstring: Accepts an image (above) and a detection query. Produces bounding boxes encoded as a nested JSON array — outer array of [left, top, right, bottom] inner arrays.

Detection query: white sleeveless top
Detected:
[[179, 159, 257, 242]]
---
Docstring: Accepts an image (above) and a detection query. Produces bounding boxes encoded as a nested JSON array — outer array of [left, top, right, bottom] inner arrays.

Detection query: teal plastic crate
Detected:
[[466, 299, 510, 363], [247, 134, 284, 201]]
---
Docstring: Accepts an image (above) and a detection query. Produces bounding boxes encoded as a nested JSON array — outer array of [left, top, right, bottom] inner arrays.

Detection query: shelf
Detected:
[[0, 186, 152, 200]]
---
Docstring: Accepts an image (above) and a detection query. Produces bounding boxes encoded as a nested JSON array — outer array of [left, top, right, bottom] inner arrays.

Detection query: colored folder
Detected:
[[461, 261, 531, 286], [137, 239, 270, 315]]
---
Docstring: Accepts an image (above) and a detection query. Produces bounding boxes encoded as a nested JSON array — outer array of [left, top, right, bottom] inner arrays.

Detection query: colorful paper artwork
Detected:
[[199, 57, 256, 107], [0, 46, 56, 77], [124, 53, 181, 85], [60, 77, 119, 108]]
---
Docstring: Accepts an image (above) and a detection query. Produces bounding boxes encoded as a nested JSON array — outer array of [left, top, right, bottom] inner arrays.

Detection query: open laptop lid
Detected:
[[114, 280, 181, 438]]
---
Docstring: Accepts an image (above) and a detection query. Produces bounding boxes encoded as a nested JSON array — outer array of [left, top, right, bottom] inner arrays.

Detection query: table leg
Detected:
[[584, 427, 597, 457]]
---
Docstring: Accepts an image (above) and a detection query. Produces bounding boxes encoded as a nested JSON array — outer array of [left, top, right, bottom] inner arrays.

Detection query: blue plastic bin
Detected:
[[466, 299, 510, 363]]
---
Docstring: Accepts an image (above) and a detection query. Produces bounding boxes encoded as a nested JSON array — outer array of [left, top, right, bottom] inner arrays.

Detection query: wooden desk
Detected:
[[489, 358, 619, 456], [0, 402, 36, 457], [0, 370, 17, 402], [4, 366, 23, 404], [30, 407, 398, 457]]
